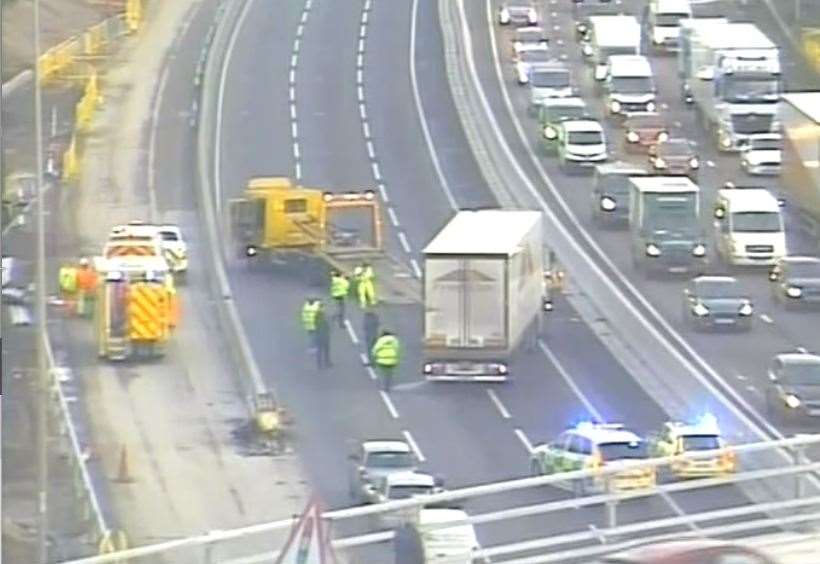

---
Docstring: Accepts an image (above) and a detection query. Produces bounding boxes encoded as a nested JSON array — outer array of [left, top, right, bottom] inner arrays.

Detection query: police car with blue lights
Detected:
[[529, 422, 656, 495]]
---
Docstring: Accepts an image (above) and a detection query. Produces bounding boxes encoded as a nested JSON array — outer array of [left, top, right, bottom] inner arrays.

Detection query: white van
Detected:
[[604, 55, 657, 116], [647, 0, 692, 52], [394, 508, 479, 564], [713, 187, 786, 266], [587, 15, 642, 81]]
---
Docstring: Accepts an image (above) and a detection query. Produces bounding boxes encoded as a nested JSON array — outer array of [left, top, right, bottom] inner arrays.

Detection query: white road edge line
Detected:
[[487, 389, 511, 419], [214, 0, 257, 213], [403, 430, 426, 462], [380, 391, 400, 419], [410, 0, 459, 212], [514, 428, 533, 454], [147, 64, 171, 222]]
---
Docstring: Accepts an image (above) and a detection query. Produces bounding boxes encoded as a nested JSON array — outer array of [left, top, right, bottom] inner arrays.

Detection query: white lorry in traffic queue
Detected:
[[645, 0, 692, 53], [422, 210, 550, 382], [679, 19, 782, 151], [584, 15, 642, 81]]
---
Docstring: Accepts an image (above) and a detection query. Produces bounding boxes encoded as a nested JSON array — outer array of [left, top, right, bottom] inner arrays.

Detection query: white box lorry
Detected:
[[422, 210, 547, 381]]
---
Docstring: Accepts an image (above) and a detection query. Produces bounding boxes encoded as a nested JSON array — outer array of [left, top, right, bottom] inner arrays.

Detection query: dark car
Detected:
[[598, 539, 777, 564], [623, 113, 669, 153], [682, 275, 753, 331], [648, 138, 699, 178], [591, 162, 648, 227], [766, 352, 820, 422], [769, 256, 820, 308]]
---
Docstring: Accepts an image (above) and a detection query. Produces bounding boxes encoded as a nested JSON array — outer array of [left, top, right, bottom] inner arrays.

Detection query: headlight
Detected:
[[689, 157, 700, 169], [627, 131, 639, 143], [513, 40, 522, 51], [577, 23, 588, 34], [785, 394, 801, 409], [527, 8, 537, 23], [423, 363, 433, 374], [645, 243, 661, 257], [646, 101, 657, 112], [657, 131, 669, 142], [786, 286, 802, 298], [739, 302, 753, 316], [693, 302, 710, 317], [654, 158, 667, 169], [720, 135, 732, 148], [245, 245, 258, 257], [600, 196, 616, 211], [692, 243, 706, 257], [582, 44, 593, 57], [543, 125, 557, 139], [609, 100, 622, 113]]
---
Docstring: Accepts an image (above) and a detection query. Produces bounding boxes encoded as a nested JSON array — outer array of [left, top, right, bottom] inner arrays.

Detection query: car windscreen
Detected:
[[724, 77, 779, 103], [682, 435, 721, 451], [516, 30, 543, 42], [730, 212, 782, 233], [531, 71, 570, 88], [658, 141, 690, 156], [610, 77, 655, 94], [598, 174, 635, 196], [520, 51, 550, 63], [655, 13, 688, 27], [599, 441, 648, 461], [567, 131, 603, 145], [367, 452, 415, 468], [159, 230, 179, 241], [750, 138, 782, 151], [783, 363, 820, 386], [629, 116, 664, 130], [696, 279, 739, 299], [549, 106, 586, 121], [789, 262, 820, 278], [388, 485, 433, 499]]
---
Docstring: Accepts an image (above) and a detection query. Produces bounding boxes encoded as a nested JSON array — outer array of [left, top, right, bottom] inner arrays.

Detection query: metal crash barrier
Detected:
[[58, 434, 820, 563]]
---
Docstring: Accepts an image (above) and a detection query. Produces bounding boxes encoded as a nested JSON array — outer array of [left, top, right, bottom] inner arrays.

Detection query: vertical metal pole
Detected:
[[33, 0, 50, 561]]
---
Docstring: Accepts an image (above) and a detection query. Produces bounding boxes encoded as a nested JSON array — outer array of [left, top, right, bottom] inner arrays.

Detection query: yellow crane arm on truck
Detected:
[[228, 176, 420, 304]]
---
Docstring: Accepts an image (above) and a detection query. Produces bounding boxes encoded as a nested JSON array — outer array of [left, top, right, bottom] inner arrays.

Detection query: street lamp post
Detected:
[[32, 0, 50, 561]]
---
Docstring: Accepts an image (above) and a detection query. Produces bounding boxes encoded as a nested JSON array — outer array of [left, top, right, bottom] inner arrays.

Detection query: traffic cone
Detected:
[[115, 445, 133, 483]]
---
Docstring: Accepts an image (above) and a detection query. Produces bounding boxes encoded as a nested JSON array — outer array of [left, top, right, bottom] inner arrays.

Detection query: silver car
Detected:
[[348, 440, 417, 503], [498, 0, 538, 26]]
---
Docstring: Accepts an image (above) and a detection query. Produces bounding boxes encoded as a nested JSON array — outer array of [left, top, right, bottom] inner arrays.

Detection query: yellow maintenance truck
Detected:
[[228, 177, 420, 303], [94, 255, 178, 360]]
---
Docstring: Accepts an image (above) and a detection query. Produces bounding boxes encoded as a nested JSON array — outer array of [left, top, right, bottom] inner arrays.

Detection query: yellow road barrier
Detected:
[[803, 28, 820, 74]]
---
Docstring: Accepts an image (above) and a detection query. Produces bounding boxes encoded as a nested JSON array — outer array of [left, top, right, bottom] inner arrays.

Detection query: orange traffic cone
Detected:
[[115, 445, 133, 483]]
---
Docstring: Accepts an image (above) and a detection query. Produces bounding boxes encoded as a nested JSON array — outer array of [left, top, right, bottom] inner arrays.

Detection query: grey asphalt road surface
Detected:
[[216, 0, 777, 559]]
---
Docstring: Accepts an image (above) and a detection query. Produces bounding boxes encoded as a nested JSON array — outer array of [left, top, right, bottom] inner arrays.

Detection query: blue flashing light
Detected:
[[693, 413, 720, 434]]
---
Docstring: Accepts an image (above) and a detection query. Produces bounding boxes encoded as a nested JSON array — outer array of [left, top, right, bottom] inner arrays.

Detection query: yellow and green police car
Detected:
[[648, 415, 736, 479], [529, 422, 656, 495]]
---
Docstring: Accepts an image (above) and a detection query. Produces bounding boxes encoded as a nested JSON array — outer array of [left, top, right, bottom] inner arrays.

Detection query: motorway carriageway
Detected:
[[207, 0, 794, 556]]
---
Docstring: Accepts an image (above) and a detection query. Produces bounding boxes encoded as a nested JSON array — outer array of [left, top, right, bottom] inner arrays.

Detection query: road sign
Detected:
[[275, 497, 337, 564]]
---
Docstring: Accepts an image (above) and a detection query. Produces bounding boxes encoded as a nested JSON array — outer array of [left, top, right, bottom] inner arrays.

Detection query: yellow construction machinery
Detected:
[[94, 255, 178, 360], [228, 177, 420, 303]]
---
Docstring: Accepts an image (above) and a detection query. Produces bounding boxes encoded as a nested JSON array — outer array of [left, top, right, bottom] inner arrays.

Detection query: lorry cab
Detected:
[[586, 15, 642, 81], [604, 55, 657, 116], [713, 187, 786, 266], [628, 176, 707, 275], [646, 0, 692, 53]]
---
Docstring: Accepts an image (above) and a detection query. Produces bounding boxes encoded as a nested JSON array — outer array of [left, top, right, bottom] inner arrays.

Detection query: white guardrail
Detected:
[[61, 434, 820, 563]]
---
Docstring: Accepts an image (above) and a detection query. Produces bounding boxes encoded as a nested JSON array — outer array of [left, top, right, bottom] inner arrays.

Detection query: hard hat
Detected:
[[79, 257, 89, 266]]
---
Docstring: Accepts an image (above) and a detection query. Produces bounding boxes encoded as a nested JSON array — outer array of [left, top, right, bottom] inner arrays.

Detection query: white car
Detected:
[[511, 26, 548, 54], [741, 133, 782, 176], [498, 0, 538, 26], [157, 225, 189, 275], [512, 46, 551, 84]]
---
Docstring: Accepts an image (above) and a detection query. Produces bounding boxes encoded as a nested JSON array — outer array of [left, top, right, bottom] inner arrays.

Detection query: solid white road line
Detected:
[[381, 391, 400, 419], [514, 428, 534, 454], [344, 319, 360, 345], [487, 389, 512, 419], [403, 430, 426, 462], [409, 0, 459, 211]]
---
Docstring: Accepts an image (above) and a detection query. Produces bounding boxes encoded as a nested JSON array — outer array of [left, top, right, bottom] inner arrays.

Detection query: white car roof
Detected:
[[653, 0, 692, 15], [542, 97, 586, 108], [563, 119, 603, 133], [693, 275, 737, 285], [386, 471, 436, 487], [630, 176, 699, 194], [781, 256, 820, 266], [717, 188, 780, 213], [362, 440, 411, 454], [418, 509, 478, 556], [515, 26, 544, 35], [574, 425, 642, 445], [777, 353, 820, 364], [608, 55, 653, 77]]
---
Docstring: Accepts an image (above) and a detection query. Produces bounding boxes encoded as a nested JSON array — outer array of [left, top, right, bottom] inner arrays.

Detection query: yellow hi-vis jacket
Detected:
[[301, 301, 321, 331], [59, 266, 78, 293], [372, 335, 401, 367], [330, 275, 350, 299]]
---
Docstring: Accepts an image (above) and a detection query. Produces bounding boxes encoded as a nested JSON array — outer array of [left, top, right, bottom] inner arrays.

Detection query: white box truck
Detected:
[[422, 210, 547, 382]]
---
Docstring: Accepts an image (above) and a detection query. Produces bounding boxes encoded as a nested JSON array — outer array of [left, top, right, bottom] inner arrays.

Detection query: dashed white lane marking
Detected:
[[357, 85, 365, 100], [294, 161, 302, 180], [291, 121, 298, 138], [366, 140, 376, 159], [366, 366, 379, 381], [290, 105, 297, 120], [361, 11, 368, 24], [358, 38, 365, 53], [377, 183, 388, 201], [362, 121, 371, 139], [301, 10, 309, 23], [403, 430, 426, 462], [291, 53, 298, 67], [344, 319, 360, 345], [293, 143, 300, 159], [736, 373, 747, 381], [381, 391, 400, 418], [760, 314, 774, 324], [359, 352, 369, 365], [398, 232, 411, 253], [371, 161, 382, 181], [388, 207, 400, 227], [289, 1, 313, 182], [539, 340, 602, 421], [487, 389, 512, 419], [356, 69, 364, 84], [289, 86, 295, 101], [706, 160, 716, 168], [357, 53, 364, 68], [797, 346, 809, 354], [411, 259, 422, 279], [293, 38, 301, 53], [359, 102, 367, 120], [514, 429, 534, 454], [296, 24, 304, 37], [289, 68, 296, 84], [360, 26, 367, 38]]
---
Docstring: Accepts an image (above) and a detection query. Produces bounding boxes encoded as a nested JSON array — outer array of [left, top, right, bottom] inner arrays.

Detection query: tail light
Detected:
[[720, 450, 736, 470]]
